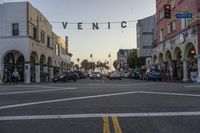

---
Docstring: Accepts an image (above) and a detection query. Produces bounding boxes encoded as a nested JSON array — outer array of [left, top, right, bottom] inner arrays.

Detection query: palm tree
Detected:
[[77, 58, 80, 70]]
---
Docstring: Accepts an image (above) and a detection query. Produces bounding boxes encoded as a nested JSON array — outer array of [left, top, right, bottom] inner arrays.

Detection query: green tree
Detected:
[[74, 64, 79, 70], [81, 59, 89, 70], [127, 52, 145, 69]]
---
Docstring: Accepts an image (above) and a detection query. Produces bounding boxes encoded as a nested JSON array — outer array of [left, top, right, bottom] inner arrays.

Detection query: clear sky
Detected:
[[1, 0, 156, 65]]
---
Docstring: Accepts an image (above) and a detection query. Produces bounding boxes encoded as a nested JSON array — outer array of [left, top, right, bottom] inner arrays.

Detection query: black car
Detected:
[[52, 71, 77, 83], [75, 71, 87, 79]]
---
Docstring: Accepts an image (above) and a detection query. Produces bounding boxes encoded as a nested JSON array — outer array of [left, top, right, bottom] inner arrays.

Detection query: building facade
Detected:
[[0, 2, 71, 84], [117, 49, 136, 70], [137, 15, 156, 68], [153, 0, 200, 82]]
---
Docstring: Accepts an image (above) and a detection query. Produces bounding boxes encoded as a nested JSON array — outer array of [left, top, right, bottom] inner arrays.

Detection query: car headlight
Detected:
[[60, 76, 64, 78], [97, 74, 100, 77]]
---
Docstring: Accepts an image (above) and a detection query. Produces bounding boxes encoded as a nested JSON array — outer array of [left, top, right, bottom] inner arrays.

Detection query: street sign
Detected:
[[176, 13, 193, 18]]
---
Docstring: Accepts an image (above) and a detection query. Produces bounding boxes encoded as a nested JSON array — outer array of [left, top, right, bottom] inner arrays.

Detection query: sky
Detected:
[[1, 0, 156, 65]]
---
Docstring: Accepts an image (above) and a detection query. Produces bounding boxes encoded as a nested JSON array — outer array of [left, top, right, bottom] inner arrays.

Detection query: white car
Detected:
[[123, 72, 130, 78], [110, 71, 122, 80]]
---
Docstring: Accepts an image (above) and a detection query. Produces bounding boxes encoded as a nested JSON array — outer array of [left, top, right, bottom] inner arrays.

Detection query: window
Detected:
[[12, 23, 19, 36], [55, 44, 60, 56], [168, 21, 176, 33], [47, 36, 50, 47], [33, 27, 37, 40], [181, 18, 189, 29], [40, 31, 45, 44], [160, 28, 164, 41]]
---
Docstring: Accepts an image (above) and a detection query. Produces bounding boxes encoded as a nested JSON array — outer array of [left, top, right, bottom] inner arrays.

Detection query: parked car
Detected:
[[133, 69, 140, 79], [75, 71, 87, 79], [128, 70, 135, 78], [52, 71, 77, 83], [123, 72, 130, 78], [89, 72, 102, 79], [109, 71, 122, 80], [139, 69, 147, 80], [145, 69, 162, 81]]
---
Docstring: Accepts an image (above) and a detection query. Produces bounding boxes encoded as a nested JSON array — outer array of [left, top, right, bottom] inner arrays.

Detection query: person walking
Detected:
[[12, 69, 20, 85]]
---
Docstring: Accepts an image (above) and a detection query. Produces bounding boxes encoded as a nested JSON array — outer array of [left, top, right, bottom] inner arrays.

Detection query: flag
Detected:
[[90, 54, 92, 58], [108, 54, 111, 57]]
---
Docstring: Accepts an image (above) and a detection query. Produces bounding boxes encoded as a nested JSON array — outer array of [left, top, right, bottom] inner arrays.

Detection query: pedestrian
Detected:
[[12, 69, 20, 85]]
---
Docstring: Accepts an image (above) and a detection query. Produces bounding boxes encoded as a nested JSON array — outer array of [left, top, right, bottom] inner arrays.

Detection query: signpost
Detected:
[[176, 13, 193, 19]]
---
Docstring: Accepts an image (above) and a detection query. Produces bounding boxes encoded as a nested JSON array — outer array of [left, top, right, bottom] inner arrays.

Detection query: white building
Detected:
[[0, 2, 71, 84], [117, 49, 136, 70], [137, 15, 156, 68]]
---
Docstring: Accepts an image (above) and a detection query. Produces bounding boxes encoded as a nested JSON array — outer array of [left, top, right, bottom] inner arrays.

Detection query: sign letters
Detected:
[[62, 21, 127, 30]]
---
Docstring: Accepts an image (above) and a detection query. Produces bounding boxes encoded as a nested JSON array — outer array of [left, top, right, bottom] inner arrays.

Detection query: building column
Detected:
[[182, 58, 188, 82], [50, 66, 54, 81], [43, 65, 48, 81], [196, 55, 200, 82], [35, 64, 40, 83], [24, 62, 30, 84]]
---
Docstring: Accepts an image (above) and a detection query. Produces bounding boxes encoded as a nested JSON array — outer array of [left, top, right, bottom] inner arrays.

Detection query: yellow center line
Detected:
[[103, 116, 110, 133], [112, 116, 122, 133]]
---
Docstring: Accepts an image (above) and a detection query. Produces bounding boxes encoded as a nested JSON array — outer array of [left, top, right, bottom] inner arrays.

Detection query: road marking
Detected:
[[1, 111, 200, 121], [112, 116, 122, 133], [103, 117, 110, 133], [139, 91, 200, 97], [0, 91, 139, 110], [0, 87, 77, 95], [184, 85, 200, 88]]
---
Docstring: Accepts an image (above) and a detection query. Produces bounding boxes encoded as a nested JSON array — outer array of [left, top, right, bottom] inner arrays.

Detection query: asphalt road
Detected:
[[0, 78, 200, 133]]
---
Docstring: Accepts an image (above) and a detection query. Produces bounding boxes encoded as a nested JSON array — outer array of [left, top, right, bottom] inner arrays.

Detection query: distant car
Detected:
[[132, 69, 140, 79], [89, 72, 102, 79], [75, 71, 87, 79], [52, 71, 77, 83], [123, 72, 130, 78], [110, 71, 122, 80], [145, 69, 162, 81]]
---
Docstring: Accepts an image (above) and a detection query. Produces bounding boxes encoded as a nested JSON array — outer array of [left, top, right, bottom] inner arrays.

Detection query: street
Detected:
[[0, 79, 200, 133]]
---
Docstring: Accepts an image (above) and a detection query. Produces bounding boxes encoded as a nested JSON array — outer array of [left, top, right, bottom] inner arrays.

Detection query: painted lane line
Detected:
[[0, 87, 77, 95], [103, 117, 110, 133], [184, 85, 200, 88], [112, 116, 122, 133], [0, 91, 139, 110], [139, 91, 200, 97], [1, 111, 200, 121]]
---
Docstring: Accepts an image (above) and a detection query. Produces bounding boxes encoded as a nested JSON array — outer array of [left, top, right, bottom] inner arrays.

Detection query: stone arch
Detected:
[[158, 53, 164, 63], [152, 55, 157, 64], [40, 55, 46, 66], [165, 50, 172, 62], [184, 42, 196, 58], [2, 50, 25, 82], [47, 57, 53, 66], [30, 51, 39, 82], [173, 47, 182, 61]]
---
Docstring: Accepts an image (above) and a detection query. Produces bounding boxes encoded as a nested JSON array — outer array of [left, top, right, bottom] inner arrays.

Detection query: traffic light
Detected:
[[164, 4, 171, 18]]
